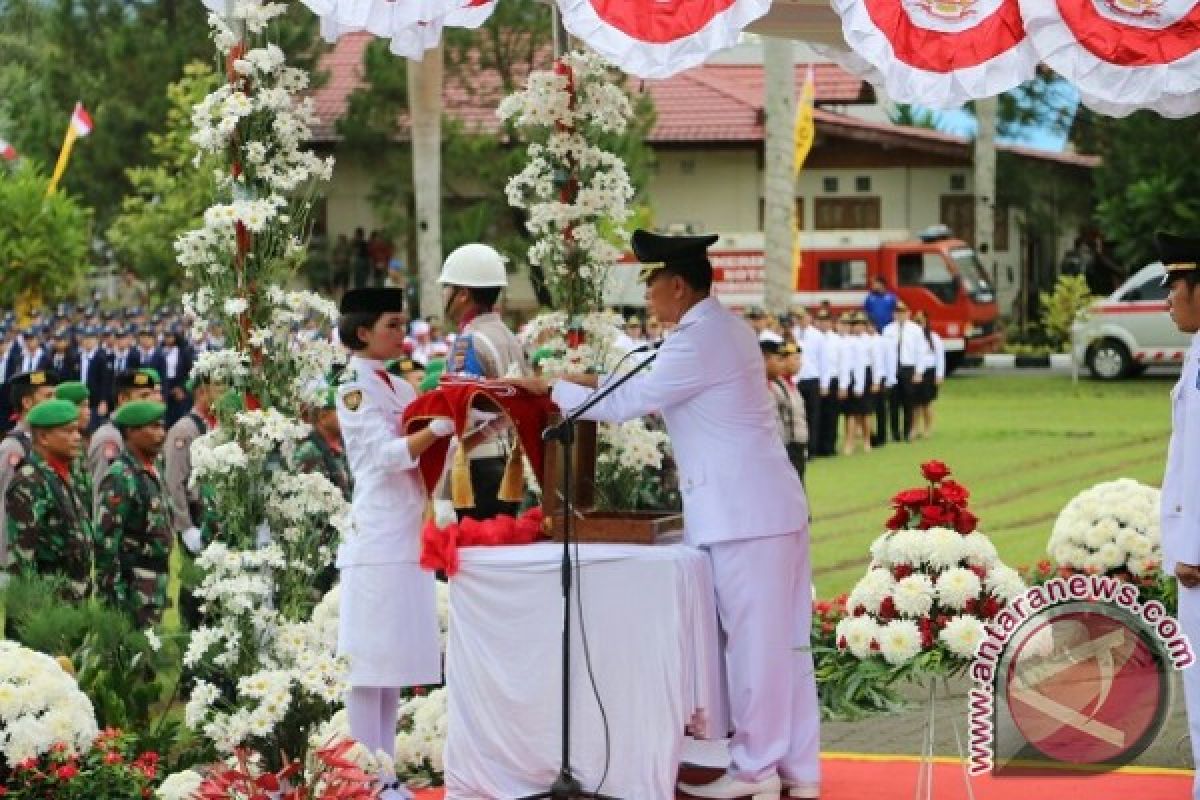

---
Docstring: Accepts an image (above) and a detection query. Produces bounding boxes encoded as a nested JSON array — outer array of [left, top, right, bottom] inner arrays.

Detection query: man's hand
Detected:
[[1177, 563, 1200, 589], [504, 376, 552, 395]]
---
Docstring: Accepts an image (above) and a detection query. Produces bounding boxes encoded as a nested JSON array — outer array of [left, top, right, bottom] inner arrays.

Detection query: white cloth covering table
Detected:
[[444, 542, 729, 800]]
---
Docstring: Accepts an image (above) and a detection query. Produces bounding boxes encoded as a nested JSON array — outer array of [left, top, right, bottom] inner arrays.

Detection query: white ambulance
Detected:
[[1074, 262, 1189, 379]]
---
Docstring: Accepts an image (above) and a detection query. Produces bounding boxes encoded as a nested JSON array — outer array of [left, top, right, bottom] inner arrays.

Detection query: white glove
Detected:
[[433, 499, 458, 529], [181, 527, 204, 555], [428, 418, 455, 437]]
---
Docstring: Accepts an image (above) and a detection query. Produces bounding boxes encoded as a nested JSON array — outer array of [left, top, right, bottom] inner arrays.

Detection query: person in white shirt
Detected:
[[814, 310, 841, 457], [881, 302, 925, 442], [511, 230, 820, 800], [837, 313, 869, 455], [912, 311, 944, 439], [791, 308, 823, 463], [335, 288, 457, 800], [870, 322, 895, 448]]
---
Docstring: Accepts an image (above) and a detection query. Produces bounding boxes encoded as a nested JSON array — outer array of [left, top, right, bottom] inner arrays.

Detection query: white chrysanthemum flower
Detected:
[[878, 619, 923, 666], [848, 568, 894, 615], [0, 642, 98, 763], [1049, 479, 1161, 573], [836, 616, 879, 660], [936, 567, 983, 611], [925, 527, 965, 570], [157, 770, 205, 800], [939, 615, 986, 659], [985, 565, 1026, 602], [892, 574, 935, 617], [960, 531, 998, 566]]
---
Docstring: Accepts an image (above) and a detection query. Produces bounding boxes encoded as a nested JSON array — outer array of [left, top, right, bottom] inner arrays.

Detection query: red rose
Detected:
[[893, 488, 930, 507], [885, 508, 910, 530], [921, 460, 951, 483], [893, 564, 914, 580], [56, 764, 78, 781], [920, 504, 953, 528], [879, 596, 897, 620], [939, 480, 969, 506], [954, 510, 979, 535]]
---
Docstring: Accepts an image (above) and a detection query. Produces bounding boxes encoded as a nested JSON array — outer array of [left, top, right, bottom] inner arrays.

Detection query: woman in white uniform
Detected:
[[335, 288, 455, 800]]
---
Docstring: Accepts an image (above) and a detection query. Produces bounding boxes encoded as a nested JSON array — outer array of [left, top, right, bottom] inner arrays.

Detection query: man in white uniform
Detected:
[[1159, 231, 1200, 800], [510, 230, 819, 800]]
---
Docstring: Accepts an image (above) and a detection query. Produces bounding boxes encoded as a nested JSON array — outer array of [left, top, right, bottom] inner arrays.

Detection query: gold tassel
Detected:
[[498, 438, 525, 504], [452, 441, 475, 509]]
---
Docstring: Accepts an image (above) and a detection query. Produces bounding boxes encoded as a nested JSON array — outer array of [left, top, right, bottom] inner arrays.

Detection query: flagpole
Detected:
[[45, 121, 78, 195]]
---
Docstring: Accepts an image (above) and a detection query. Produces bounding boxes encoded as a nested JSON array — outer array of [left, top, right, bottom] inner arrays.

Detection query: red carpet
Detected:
[[411, 753, 1194, 798]]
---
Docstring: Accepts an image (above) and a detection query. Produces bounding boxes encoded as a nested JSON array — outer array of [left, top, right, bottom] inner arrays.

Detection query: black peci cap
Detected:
[[631, 229, 718, 285], [1157, 232, 1200, 285]]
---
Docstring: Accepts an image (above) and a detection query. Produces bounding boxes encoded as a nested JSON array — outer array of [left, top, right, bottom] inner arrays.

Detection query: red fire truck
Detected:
[[611, 226, 1002, 370]]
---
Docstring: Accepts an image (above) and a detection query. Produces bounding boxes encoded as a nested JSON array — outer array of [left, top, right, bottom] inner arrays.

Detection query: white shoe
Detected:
[[678, 771, 782, 799], [782, 780, 820, 798]]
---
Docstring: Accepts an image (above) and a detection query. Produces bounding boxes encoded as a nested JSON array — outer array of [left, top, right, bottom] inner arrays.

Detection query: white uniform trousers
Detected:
[[1178, 585, 1200, 799], [706, 531, 820, 786]]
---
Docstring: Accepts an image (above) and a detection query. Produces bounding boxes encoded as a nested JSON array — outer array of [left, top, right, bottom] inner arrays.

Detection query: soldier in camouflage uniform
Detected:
[[0, 370, 60, 576], [88, 368, 159, 511], [56, 381, 94, 502], [94, 400, 174, 627], [294, 386, 352, 592], [5, 398, 93, 601]]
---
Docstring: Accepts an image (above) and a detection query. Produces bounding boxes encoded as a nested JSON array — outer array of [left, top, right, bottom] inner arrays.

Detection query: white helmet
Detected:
[[438, 243, 508, 288]]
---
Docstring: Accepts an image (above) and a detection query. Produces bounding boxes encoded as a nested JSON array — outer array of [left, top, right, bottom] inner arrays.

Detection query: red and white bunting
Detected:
[[553, 0, 772, 79], [300, 0, 497, 59], [1020, 0, 1200, 119], [830, 0, 1038, 108]]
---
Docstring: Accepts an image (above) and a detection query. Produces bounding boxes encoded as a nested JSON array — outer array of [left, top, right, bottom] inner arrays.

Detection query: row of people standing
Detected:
[[785, 303, 945, 458]]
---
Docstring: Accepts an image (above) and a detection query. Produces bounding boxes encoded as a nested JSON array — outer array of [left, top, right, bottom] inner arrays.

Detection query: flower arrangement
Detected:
[[1, 728, 160, 799], [836, 461, 1025, 676], [0, 641, 98, 768], [181, 739, 377, 800], [810, 594, 908, 719], [175, 0, 350, 771], [1045, 477, 1170, 610], [498, 50, 636, 317], [1047, 478, 1161, 579]]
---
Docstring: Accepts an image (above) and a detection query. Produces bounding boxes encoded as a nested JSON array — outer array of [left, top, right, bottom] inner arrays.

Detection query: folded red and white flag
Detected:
[[0, 138, 15, 161], [70, 103, 93, 137]]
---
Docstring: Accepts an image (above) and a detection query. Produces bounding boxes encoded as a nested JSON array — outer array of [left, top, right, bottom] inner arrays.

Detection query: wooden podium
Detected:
[[540, 417, 683, 545]]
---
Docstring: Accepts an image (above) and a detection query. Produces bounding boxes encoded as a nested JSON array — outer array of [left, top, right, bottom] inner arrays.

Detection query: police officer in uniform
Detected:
[[511, 230, 820, 800], [5, 398, 93, 601], [1158, 231, 1200, 800], [438, 243, 530, 521], [94, 400, 173, 626]]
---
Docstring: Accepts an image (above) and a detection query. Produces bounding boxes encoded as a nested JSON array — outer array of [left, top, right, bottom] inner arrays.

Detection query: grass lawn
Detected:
[[807, 371, 1177, 598]]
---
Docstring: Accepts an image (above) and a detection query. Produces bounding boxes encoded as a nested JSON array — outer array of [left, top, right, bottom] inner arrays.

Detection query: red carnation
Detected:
[[837, 635, 847, 649], [981, 596, 1001, 618], [939, 479, 969, 506], [935, 614, 951, 630], [55, 764, 78, 781], [885, 508, 910, 530], [104, 751, 123, 765], [893, 488, 930, 507], [822, 622, 834, 634], [893, 564, 914, 580], [954, 509, 979, 535], [918, 618, 934, 648], [964, 597, 978, 614], [853, 605, 866, 617], [921, 460, 951, 483]]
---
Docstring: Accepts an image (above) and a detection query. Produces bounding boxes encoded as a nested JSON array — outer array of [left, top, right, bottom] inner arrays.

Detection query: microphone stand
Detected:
[[520, 346, 660, 800]]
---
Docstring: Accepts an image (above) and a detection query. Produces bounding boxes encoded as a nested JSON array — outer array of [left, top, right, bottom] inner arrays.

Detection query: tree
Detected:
[[107, 63, 223, 300], [889, 104, 942, 129], [1077, 110, 1200, 269], [0, 161, 92, 308]]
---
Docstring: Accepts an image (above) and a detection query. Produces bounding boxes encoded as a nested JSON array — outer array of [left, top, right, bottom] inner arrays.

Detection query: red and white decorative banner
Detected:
[[1020, 0, 1200, 118], [299, 0, 497, 58], [553, 0, 772, 78], [830, 0, 1038, 108]]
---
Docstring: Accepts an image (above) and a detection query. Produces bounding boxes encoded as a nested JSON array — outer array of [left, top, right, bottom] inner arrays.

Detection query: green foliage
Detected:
[[3, 575, 179, 757], [107, 62, 222, 300], [1080, 111, 1200, 268], [811, 599, 908, 719], [888, 104, 941, 130], [1038, 274, 1094, 351], [0, 161, 92, 306]]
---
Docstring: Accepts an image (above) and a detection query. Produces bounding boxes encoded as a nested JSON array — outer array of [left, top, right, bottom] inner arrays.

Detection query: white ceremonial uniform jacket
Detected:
[[336, 355, 427, 566], [820, 331, 842, 392], [873, 332, 897, 388], [1163, 334, 1200, 573], [552, 297, 808, 547]]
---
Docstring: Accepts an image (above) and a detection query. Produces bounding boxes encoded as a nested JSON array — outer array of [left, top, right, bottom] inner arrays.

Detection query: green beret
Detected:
[[138, 367, 162, 386], [55, 381, 89, 405], [27, 399, 81, 428], [113, 400, 166, 428]]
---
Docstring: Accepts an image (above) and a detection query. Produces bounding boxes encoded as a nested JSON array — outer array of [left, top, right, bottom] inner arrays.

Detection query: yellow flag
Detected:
[[47, 103, 92, 195], [794, 65, 815, 175], [791, 66, 816, 292]]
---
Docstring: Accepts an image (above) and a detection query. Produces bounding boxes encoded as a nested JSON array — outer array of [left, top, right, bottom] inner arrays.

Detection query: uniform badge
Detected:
[[342, 390, 363, 411]]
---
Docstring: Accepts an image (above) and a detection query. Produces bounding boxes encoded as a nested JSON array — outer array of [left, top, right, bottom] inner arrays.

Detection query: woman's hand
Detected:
[[504, 376, 552, 395]]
